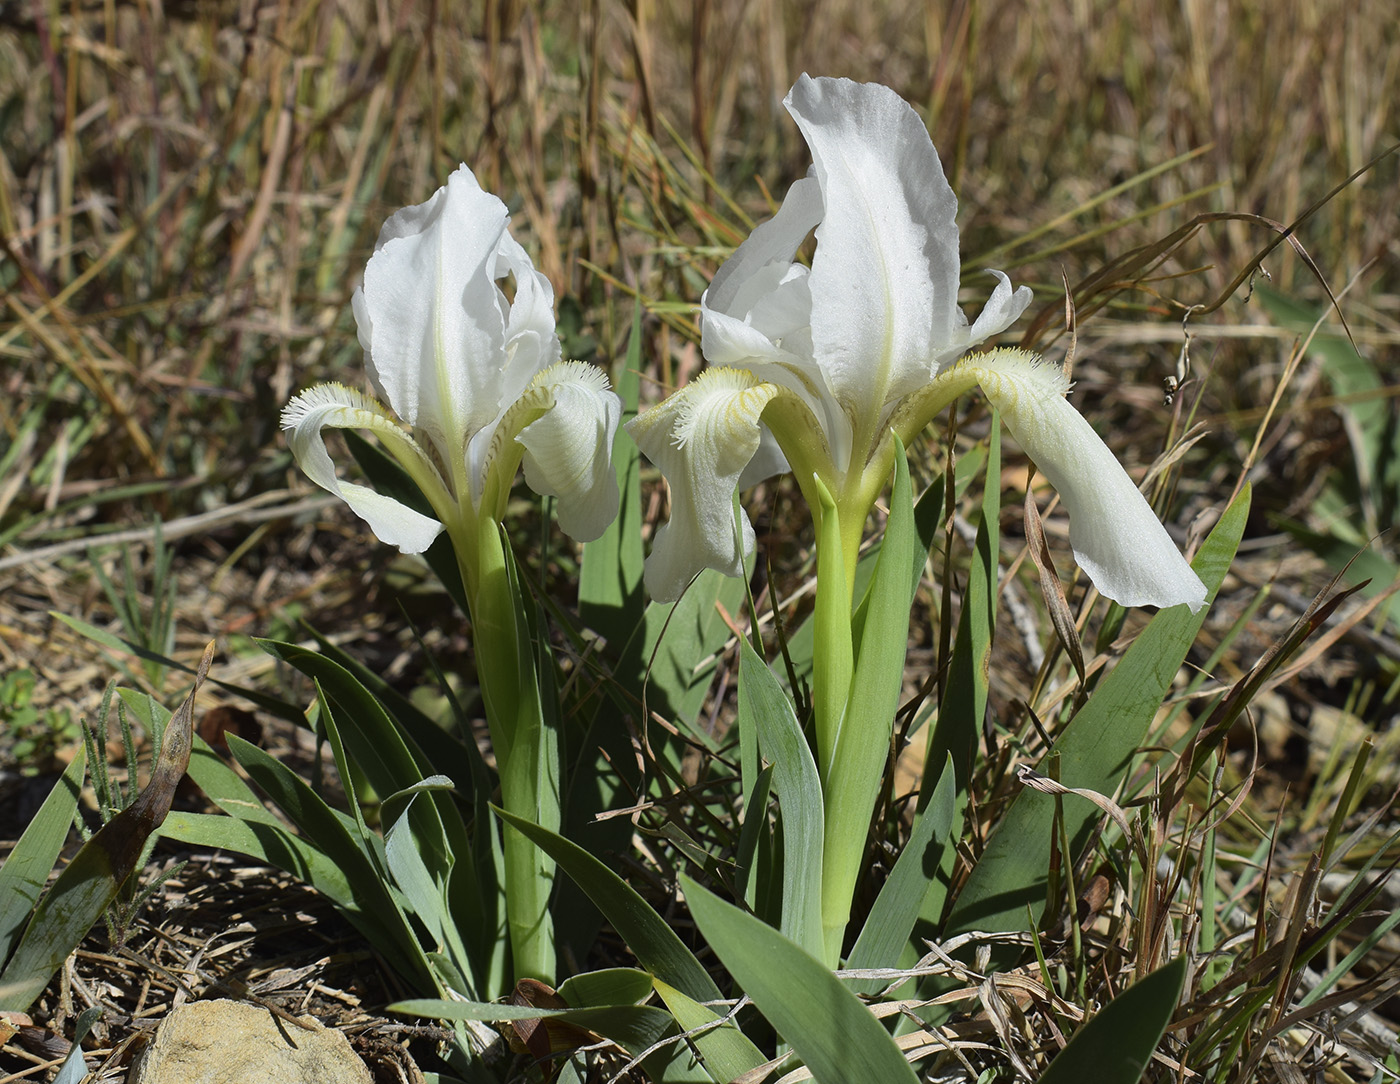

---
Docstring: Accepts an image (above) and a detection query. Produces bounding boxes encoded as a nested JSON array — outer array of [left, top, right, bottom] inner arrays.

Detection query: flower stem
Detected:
[[811, 477, 854, 787], [452, 513, 557, 982]]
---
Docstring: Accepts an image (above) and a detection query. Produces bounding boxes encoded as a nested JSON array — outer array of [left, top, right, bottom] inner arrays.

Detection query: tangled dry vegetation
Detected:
[[1, 0, 1398, 1081]]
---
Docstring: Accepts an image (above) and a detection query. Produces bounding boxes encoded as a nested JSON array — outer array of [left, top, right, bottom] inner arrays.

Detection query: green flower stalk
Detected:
[[282, 165, 622, 982], [628, 76, 1206, 965]]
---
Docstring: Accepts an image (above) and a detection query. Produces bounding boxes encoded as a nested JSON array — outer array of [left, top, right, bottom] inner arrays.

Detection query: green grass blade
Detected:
[[0, 647, 212, 1011], [734, 763, 773, 909], [0, 748, 86, 963], [492, 807, 720, 1002], [642, 569, 752, 736], [683, 875, 920, 1084], [738, 637, 824, 957], [923, 423, 1000, 795], [947, 485, 1250, 934], [1038, 956, 1186, 1084]]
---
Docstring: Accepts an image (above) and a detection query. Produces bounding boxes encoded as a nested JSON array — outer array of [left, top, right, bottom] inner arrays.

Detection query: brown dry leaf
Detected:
[[1022, 486, 1086, 688]]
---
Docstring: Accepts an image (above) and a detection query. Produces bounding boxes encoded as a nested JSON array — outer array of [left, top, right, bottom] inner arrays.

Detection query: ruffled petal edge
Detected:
[[516, 361, 623, 542]]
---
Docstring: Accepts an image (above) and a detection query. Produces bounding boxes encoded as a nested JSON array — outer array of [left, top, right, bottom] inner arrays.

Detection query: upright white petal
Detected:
[[961, 350, 1207, 612], [703, 175, 821, 330], [626, 369, 782, 602], [281, 384, 444, 553], [354, 165, 514, 462], [516, 361, 622, 542], [936, 269, 1034, 371], [700, 176, 848, 462], [786, 75, 954, 415], [497, 233, 562, 402]]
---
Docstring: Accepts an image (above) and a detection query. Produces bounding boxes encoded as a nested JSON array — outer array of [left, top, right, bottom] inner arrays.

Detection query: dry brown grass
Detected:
[[2, 1, 1398, 1080]]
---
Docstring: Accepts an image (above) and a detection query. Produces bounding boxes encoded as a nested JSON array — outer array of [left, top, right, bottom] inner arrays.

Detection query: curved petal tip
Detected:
[[964, 349, 1207, 612]]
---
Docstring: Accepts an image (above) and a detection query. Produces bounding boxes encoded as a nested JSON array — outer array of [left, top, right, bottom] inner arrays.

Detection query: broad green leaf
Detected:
[[223, 733, 436, 990], [0, 646, 212, 1011], [391, 998, 674, 1057], [384, 809, 479, 1000], [683, 876, 920, 1084], [158, 811, 354, 910], [0, 747, 86, 964], [385, 806, 449, 949], [558, 967, 655, 1007], [738, 638, 823, 958], [947, 486, 1250, 934], [654, 978, 767, 1084], [1038, 957, 1186, 1084], [846, 756, 957, 994], [256, 638, 455, 864], [492, 808, 719, 1003]]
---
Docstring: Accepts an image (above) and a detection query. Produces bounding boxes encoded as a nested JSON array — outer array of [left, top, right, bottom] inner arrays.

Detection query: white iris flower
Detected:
[[282, 164, 621, 559], [627, 75, 1205, 613]]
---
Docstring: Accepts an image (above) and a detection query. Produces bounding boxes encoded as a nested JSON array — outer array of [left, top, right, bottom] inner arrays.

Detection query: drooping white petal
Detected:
[[787, 75, 957, 417], [281, 384, 445, 553], [354, 164, 515, 463], [963, 350, 1207, 612], [626, 369, 782, 602], [704, 174, 822, 331], [516, 361, 622, 542]]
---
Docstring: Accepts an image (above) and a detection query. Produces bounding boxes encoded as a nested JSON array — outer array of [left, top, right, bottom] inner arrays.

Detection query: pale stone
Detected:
[[128, 999, 371, 1084]]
